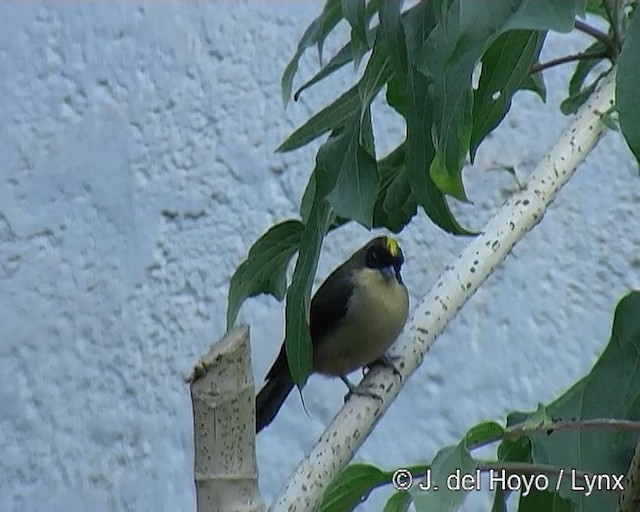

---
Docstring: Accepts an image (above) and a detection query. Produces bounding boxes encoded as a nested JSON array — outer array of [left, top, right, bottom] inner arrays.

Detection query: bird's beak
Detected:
[[380, 265, 395, 280], [394, 265, 403, 284]]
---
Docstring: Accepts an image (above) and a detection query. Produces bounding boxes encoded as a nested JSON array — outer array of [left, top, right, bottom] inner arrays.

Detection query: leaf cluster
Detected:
[[228, 0, 640, 388]]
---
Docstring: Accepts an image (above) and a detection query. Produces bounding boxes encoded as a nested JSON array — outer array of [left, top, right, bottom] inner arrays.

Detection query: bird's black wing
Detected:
[[309, 266, 354, 343], [264, 265, 354, 380]]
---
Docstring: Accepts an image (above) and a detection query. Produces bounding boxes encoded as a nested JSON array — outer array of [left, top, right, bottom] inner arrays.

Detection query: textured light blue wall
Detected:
[[1, 3, 638, 511]]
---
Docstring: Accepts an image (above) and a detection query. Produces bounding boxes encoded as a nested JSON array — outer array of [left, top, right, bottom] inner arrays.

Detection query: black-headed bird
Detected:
[[256, 235, 409, 433]]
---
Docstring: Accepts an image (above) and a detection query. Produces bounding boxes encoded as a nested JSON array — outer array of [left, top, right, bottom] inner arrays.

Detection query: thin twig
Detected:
[[468, 418, 640, 453], [480, 462, 591, 484], [540, 418, 640, 435], [574, 18, 619, 57], [530, 49, 609, 74]]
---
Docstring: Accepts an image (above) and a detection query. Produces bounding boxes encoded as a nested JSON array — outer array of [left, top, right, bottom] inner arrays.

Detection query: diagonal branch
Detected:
[[270, 70, 617, 512], [530, 49, 610, 74]]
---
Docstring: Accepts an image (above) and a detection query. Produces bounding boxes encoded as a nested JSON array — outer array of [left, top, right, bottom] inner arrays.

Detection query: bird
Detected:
[[255, 235, 410, 433]]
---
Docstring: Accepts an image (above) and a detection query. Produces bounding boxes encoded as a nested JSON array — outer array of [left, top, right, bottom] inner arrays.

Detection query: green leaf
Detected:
[[316, 0, 343, 64], [405, 65, 471, 235], [281, 33, 393, 154], [505, 0, 586, 32], [518, 490, 576, 512], [226, 221, 304, 328], [428, 88, 473, 202], [617, 7, 640, 164], [406, 0, 583, 201], [497, 434, 533, 463], [319, 463, 428, 512], [319, 463, 389, 512], [385, 75, 406, 116], [464, 421, 505, 446], [351, 32, 369, 70], [559, 72, 606, 115], [281, 0, 343, 104], [379, 0, 408, 85], [383, 491, 412, 512], [521, 291, 640, 511], [300, 171, 318, 224], [471, 30, 546, 161], [294, 41, 358, 102], [278, 85, 360, 153], [411, 442, 479, 512], [491, 491, 509, 512], [284, 200, 332, 388], [317, 112, 379, 228], [520, 71, 547, 101], [417, 0, 551, 201], [342, 0, 369, 68], [294, 1, 381, 101], [301, 169, 354, 230], [342, 0, 367, 46], [568, 42, 607, 96], [285, 0, 431, 152], [585, 0, 606, 17], [372, 144, 417, 233], [520, 403, 553, 430], [410, 419, 504, 511], [491, 435, 533, 512], [293, 0, 378, 101], [357, 32, 393, 126], [381, 167, 417, 233], [560, 41, 611, 116], [491, 415, 537, 511]]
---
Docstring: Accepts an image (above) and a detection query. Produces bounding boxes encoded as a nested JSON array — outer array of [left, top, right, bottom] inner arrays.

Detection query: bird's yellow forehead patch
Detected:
[[384, 236, 399, 257]]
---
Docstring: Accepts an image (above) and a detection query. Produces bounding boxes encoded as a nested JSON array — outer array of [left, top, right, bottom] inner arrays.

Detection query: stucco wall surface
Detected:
[[1, 2, 638, 511]]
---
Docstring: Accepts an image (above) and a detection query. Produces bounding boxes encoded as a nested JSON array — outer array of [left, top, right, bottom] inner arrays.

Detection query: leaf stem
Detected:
[[468, 418, 640, 452], [479, 462, 591, 483], [574, 19, 619, 57], [530, 49, 610, 74], [539, 418, 640, 435]]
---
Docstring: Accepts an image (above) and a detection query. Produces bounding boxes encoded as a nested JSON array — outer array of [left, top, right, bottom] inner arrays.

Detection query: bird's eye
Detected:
[[366, 249, 379, 268]]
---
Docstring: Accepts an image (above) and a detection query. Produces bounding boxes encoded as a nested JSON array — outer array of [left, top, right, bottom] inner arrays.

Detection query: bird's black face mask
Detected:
[[365, 237, 404, 284]]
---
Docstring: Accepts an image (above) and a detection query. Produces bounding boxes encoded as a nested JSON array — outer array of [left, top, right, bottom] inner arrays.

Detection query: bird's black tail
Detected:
[[255, 371, 294, 433]]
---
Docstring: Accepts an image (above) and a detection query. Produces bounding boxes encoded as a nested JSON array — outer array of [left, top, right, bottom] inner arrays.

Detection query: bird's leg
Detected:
[[340, 375, 383, 403], [339, 375, 358, 394], [364, 354, 404, 381]]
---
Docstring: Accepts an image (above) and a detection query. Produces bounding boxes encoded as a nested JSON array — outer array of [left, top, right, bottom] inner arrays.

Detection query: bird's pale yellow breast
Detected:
[[312, 268, 409, 376], [351, 268, 408, 325]]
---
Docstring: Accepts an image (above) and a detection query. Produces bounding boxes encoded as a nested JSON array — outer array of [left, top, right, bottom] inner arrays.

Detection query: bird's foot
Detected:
[[340, 375, 383, 403], [362, 354, 404, 381]]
